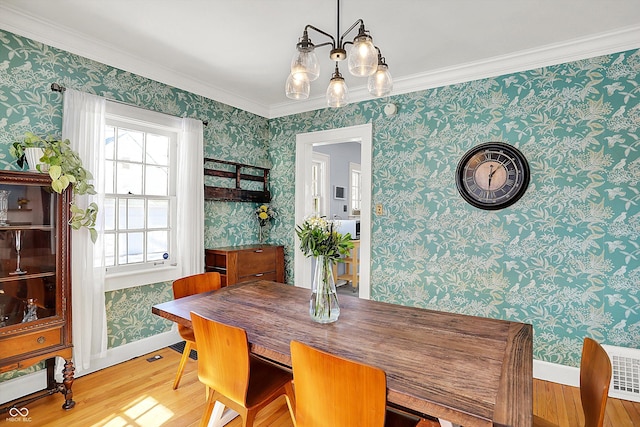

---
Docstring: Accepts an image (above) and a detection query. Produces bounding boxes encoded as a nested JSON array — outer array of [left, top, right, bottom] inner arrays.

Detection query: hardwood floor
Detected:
[[3, 347, 638, 426]]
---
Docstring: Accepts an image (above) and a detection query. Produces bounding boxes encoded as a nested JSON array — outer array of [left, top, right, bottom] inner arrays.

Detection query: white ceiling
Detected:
[[1, 1, 639, 118]]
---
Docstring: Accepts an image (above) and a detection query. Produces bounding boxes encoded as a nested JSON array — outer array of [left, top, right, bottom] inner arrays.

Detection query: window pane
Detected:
[[104, 197, 116, 231], [127, 199, 145, 229], [118, 233, 127, 265], [105, 160, 114, 194], [146, 134, 169, 166], [118, 199, 127, 229], [127, 232, 144, 263], [117, 128, 144, 162], [105, 126, 115, 160], [116, 162, 143, 195], [104, 233, 115, 266], [147, 230, 168, 261], [148, 200, 169, 228], [145, 166, 168, 196]]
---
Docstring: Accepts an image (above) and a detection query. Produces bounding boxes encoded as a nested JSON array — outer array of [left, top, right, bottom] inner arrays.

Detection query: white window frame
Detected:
[[104, 102, 181, 291], [349, 162, 361, 217], [311, 152, 330, 217]]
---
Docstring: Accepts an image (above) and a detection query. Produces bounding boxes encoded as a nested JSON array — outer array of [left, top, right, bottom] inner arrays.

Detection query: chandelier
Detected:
[[285, 0, 393, 107]]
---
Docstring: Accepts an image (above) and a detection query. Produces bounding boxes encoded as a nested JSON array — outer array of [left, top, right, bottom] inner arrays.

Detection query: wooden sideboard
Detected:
[[0, 171, 75, 410], [205, 245, 284, 286]]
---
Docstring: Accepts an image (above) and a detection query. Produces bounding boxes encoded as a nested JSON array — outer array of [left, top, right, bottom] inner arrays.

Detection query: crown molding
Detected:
[[0, 3, 271, 118], [1, 3, 638, 120], [269, 24, 640, 118]]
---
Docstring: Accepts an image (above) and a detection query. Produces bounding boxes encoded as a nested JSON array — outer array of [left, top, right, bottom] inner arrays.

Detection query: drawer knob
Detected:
[[255, 273, 264, 277], [254, 249, 263, 253], [37, 336, 46, 344]]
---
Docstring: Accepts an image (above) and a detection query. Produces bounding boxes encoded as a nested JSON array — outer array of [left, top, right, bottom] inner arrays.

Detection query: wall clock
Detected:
[[455, 142, 530, 210]]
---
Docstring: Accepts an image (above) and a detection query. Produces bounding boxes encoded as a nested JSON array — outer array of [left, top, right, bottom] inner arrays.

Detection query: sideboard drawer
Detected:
[[0, 328, 62, 360], [237, 247, 277, 276], [237, 271, 278, 284], [205, 245, 284, 286]]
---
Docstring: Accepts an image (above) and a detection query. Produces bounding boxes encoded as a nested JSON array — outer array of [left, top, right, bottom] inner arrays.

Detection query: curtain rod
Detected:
[[50, 83, 209, 126]]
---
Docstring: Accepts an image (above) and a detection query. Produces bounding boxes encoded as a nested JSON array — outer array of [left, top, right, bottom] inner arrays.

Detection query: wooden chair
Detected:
[[290, 340, 439, 427], [171, 272, 222, 390], [190, 311, 295, 427], [534, 337, 612, 427]]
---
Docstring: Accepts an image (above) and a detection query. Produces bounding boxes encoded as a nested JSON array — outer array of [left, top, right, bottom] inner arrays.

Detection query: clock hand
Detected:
[[488, 165, 494, 189]]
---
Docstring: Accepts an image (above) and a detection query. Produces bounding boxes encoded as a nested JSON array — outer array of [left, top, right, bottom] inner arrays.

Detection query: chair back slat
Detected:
[[290, 340, 387, 427], [173, 272, 221, 300], [191, 311, 251, 406], [580, 337, 612, 427]]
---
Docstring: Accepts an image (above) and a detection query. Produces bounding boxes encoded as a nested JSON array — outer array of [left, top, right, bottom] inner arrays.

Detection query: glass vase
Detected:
[[310, 256, 340, 323], [258, 224, 267, 243]]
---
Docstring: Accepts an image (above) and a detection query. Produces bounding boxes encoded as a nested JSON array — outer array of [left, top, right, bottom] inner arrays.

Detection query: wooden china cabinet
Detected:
[[0, 171, 75, 410]]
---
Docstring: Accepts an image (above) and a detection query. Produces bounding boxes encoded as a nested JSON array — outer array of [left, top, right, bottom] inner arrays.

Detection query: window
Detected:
[[104, 102, 180, 288], [311, 152, 330, 216], [350, 162, 361, 215]]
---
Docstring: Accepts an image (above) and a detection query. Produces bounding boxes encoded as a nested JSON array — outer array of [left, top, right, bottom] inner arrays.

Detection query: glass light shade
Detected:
[[326, 75, 349, 108], [348, 35, 377, 77], [291, 49, 319, 82], [367, 63, 393, 97], [285, 73, 310, 100]]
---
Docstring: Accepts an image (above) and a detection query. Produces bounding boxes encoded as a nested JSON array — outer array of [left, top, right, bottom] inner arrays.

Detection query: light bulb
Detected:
[[348, 34, 377, 77], [326, 70, 349, 108], [291, 49, 319, 82], [367, 63, 393, 97]]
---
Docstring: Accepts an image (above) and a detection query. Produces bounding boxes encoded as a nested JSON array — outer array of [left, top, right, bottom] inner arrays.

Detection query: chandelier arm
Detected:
[[338, 19, 364, 49], [304, 24, 336, 50]]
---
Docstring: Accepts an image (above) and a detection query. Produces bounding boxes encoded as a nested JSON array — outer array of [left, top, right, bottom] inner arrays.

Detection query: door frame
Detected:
[[294, 123, 372, 299]]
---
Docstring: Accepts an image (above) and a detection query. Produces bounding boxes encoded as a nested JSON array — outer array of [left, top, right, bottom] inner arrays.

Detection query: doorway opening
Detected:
[[294, 123, 372, 300]]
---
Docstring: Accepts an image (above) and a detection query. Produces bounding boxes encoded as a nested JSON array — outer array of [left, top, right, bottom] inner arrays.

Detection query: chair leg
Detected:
[[199, 392, 217, 427], [284, 381, 296, 422], [173, 341, 192, 390]]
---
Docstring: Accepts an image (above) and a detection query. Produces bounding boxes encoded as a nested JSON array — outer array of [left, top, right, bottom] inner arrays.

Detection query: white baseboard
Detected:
[[1, 330, 181, 405], [533, 359, 580, 388], [3, 349, 579, 407]]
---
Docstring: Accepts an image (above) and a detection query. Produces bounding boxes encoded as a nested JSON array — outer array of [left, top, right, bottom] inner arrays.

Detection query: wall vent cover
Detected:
[[602, 344, 640, 402]]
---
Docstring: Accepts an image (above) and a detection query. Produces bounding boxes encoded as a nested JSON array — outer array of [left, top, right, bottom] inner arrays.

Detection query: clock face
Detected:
[[455, 142, 530, 210]]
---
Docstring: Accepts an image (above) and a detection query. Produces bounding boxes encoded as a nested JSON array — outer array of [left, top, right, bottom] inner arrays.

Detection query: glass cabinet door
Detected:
[[0, 182, 57, 328]]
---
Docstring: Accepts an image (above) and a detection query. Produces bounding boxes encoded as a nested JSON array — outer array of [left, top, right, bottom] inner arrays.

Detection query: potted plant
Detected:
[[11, 132, 99, 243]]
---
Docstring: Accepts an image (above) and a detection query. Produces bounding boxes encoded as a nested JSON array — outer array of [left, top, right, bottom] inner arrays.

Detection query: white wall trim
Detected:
[[1, 330, 180, 405], [0, 3, 270, 118], [533, 359, 579, 388], [295, 123, 372, 300], [270, 25, 640, 118], [1, 2, 637, 120], [2, 355, 581, 406]]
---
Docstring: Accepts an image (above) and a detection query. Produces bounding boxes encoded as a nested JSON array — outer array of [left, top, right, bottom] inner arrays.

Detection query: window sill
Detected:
[[105, 264, 181, 292]]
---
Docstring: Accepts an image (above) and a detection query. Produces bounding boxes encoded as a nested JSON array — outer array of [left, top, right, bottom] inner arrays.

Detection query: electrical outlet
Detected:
[[375, 204, 384, 215]]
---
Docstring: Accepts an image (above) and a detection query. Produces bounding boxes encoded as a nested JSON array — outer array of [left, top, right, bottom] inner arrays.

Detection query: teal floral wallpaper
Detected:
[[0, 30, 270, 381], [268, 50, 640, 366], [0, 27, 638, 382]]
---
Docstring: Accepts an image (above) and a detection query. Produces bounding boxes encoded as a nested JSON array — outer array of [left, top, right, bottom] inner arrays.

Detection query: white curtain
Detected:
[[177, 118, 204, 275], [62, 89, 107, 373]]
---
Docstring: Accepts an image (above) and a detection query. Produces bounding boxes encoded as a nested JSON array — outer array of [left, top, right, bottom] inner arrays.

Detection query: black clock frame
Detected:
[[455, 142, 530, 210]]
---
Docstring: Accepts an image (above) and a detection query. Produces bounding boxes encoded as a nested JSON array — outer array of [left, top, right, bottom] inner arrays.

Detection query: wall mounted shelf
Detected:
[[204, 158, 271, 203]]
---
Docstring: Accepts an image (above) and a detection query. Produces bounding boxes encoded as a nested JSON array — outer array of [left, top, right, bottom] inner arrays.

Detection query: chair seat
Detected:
[[178, 325, 195, 343], [246, 356, 294, 408]]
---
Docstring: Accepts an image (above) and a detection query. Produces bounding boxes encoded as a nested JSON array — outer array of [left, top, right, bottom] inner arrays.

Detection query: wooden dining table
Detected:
[[152, 280, 532, 427]]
